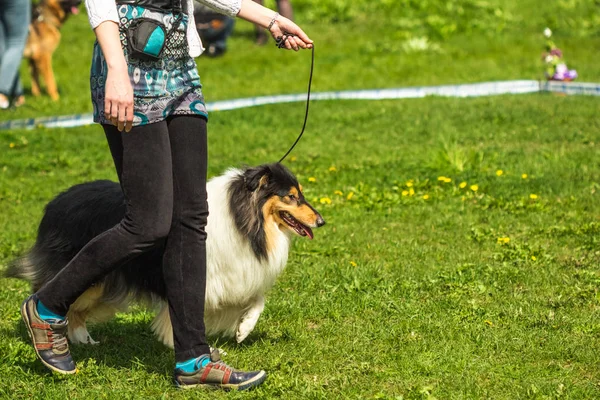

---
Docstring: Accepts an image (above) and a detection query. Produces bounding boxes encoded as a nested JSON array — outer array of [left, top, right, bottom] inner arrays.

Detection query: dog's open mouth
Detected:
[[280, 211, 313, 239]]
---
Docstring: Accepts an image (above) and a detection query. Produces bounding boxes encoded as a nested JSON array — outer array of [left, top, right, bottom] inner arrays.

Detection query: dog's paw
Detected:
[[70, 327, 99, 345], [86, 335, 100, 345], [236, 321, 255, 343]]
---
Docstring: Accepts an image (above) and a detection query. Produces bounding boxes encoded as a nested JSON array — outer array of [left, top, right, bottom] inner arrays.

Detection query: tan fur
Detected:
[[67, 285, 123, 344], [262, 197, 280, 254]]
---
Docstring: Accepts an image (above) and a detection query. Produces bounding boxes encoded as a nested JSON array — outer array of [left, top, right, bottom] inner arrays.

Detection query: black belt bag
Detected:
[[117, 0, 183, 61]]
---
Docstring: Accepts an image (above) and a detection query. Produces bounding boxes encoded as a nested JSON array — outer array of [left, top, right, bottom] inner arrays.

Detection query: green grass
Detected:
[[1, 1, 600, 398], [2, 94, 600, 399]]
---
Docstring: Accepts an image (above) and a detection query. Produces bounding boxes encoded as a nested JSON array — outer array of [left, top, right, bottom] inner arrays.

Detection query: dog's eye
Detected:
[[288, 194, 296, 201]]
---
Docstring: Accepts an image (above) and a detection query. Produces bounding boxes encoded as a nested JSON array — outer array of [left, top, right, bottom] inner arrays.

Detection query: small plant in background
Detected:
[[542, 28, 577, 81]]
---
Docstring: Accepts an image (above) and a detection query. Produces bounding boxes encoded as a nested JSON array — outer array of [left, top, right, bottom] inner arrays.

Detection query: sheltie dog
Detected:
[[6, 163, 325, 347]]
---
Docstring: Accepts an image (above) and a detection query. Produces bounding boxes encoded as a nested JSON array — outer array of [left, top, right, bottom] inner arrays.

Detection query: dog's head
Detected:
[[41, 0, 82, 20], [243, 163, 325, 239], [58, 0, 82, 16]]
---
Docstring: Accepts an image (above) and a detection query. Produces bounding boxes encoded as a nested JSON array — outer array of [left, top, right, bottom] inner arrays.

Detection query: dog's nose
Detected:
[[316, 215, 326, 227]]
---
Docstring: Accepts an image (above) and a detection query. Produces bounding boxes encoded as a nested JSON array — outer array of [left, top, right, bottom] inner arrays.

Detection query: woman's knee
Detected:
[[121, 211, 172, 244]]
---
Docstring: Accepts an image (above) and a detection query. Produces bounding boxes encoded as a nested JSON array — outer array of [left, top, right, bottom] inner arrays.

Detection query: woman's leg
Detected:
[[276, 0, 294, 21], [162, 115, 211, 361], [166, 115, 266, 390], [22, 121, 175, 374], [36, 121, 174, 316], [0, 0, 30, 99]]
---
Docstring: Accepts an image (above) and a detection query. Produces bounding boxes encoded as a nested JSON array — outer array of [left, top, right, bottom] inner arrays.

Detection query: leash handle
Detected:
[[278, 38, 314, 163]]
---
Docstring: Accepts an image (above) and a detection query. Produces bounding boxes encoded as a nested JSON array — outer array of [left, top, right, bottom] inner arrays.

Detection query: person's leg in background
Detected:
[[253, 0, 294, 45], [0, 0, 31, 108], [22, 121, 175, 374]]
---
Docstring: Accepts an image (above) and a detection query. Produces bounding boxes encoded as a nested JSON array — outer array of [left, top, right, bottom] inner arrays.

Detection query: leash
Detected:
[[275, 34, 314, 163]]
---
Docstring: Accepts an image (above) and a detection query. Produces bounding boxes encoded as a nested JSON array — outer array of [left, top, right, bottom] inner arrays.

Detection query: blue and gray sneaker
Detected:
[[174, 349, 266, 391], [20, 295, 76, 374]]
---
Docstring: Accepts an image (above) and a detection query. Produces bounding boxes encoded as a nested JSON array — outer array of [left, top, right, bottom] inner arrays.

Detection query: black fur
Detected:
[[228, 163, 301, 260], [6, 180, 167, 302]]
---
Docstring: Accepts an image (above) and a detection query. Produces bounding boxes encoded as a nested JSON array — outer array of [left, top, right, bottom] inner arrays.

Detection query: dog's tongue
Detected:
[[302, 225, 314, 240], [71, 6, 79, 14]]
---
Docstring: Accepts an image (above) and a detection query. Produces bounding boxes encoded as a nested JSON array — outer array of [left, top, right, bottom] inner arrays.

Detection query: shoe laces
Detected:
[[47, 320, 69, 352]]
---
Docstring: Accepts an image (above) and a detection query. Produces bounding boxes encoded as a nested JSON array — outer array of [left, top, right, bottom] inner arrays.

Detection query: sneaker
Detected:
[[20, 295, 76, 374], [174, 349, 266, 391], [0, 94, 9, 110]]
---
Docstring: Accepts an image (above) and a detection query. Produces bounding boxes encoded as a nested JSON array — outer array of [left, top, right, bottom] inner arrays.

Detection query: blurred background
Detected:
[[0, 0, 598, 119]]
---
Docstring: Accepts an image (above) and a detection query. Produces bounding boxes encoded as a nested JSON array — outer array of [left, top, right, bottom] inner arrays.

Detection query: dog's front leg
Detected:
[[29, 59, 41, 97], [236, 296, 265, 343], [38, 53, 59, 101]]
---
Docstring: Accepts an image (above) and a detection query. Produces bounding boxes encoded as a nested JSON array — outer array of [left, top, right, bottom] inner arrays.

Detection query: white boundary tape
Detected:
[[1, 80, 598, 131]]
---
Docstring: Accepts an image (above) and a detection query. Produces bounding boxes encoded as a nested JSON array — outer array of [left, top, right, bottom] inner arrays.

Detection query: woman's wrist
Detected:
[[237, 0, 278, 29], [267, 12, 279, 32]]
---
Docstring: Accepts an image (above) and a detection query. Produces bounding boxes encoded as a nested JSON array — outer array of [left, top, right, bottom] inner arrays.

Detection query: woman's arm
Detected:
[[198, 0, 312, 50], [94, 21, 134, 132]]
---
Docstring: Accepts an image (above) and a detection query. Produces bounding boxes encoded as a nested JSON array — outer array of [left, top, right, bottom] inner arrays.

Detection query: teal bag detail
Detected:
[[127, 15, 182, 60]]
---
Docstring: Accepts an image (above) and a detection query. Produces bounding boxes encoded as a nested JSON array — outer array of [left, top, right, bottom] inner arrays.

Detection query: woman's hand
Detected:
[[236, 0, 312, 51], [269, 15, 313, 51], [105, 66, 134, 132]]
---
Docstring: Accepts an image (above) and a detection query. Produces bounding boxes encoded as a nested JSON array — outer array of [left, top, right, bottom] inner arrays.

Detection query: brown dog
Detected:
[[23, 0, 82, 101]]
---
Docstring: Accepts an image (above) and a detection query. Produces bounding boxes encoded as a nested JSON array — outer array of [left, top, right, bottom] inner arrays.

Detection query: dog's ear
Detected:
[[244, 165, 271, 192]]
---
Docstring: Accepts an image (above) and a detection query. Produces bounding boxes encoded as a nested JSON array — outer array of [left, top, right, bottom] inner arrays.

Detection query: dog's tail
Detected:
[[4, 247, 55, 292], [5, 252, 36, 280]]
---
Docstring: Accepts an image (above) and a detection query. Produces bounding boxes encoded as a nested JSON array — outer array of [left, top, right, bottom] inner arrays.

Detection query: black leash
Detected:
[[275, 34, 314, 163]]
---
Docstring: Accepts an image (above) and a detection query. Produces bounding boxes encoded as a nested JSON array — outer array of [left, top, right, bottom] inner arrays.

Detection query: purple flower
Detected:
[[550, 48, 563, 58]]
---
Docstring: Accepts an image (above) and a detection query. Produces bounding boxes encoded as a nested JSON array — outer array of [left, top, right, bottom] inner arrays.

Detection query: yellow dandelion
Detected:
[[409, 188, 415, 196], [402, 190, 409, 196], [346, 192, 354, 200], [290, 156, 297, 162], [406, 180, 414, 187], [496, 170, 503, 176], [531, 255, 537, 261], [485, 320, 493, 327], [9, 143, 15, 148], [328, 166, 337, 172], [497, 237, 510, 244], [334, 190, 343, 196], [350, 261, 357, 267], [530, 194, 538, 200], [423, 194, 430, 200], [459, 181, 467, 189], [319, 197, 331, 205], [443, 177, 452, 183], [437, 176, 447, 181], [470, 184, 479, 192], [522, 173, 528, 179], [308, 177, 316, 183]]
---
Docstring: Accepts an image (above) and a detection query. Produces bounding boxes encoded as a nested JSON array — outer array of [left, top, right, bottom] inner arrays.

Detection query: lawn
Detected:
[[1, 0, 599, 398]]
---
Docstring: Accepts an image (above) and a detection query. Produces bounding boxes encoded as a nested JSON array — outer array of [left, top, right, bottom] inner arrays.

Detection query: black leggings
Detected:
[[36, 115, 211, 361]]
